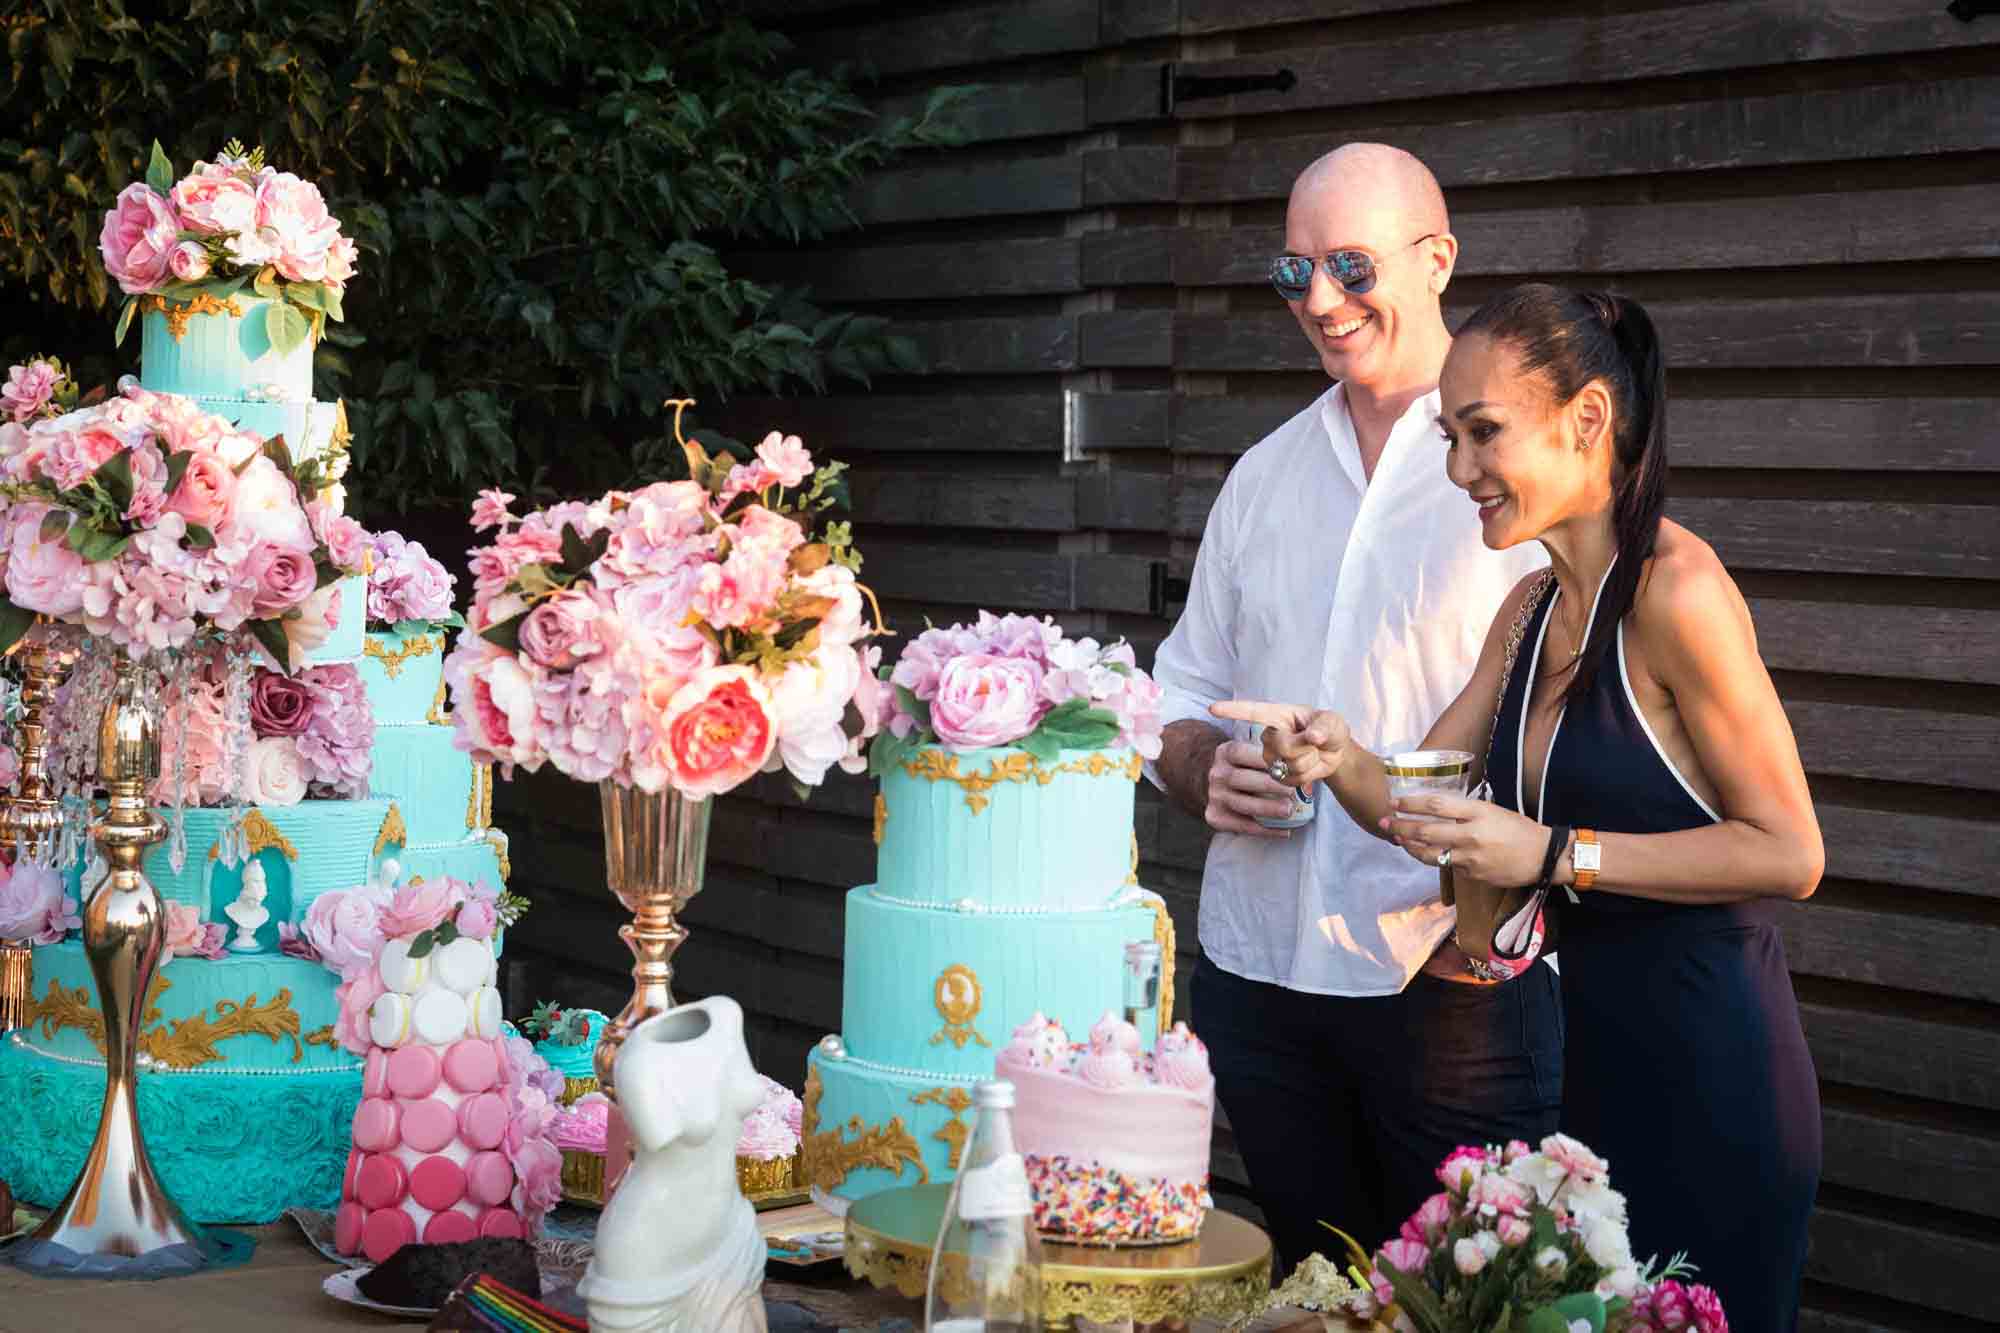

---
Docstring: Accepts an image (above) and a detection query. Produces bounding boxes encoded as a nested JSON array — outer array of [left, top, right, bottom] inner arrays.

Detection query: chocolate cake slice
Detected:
[[356, 1237, 541, 1309]]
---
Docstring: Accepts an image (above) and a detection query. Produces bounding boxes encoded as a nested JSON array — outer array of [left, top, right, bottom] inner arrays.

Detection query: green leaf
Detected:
[[114, 297, 137, 348], [261, 433, 296, 477], [146, 140, 175, 195], [406, 928, 439, 960], [163, 450, 193, 498], [1522, 1311, 1571, 1333], [479, 609, 530, 653], [0, 597, 36, 655], [865, 727, 916, 779], [893, 684, 931, 735], [247, 616, 292, 672], [38, 509, 71, 544], [184, 523, 216, 550], [558, 522, 596, 574], [265, 298, 310, 355], [286, 281, 328, 313], [1549, 1294, 1607, 1332], [93, 450, 136, 509], [1017, 728, 1061, 765]]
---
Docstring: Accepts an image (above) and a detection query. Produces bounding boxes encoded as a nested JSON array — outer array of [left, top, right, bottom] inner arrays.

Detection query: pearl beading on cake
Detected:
[[6, 1030, 362, 1076], [814, 1034, 981, 1085], [865, 887, 1150, 916]]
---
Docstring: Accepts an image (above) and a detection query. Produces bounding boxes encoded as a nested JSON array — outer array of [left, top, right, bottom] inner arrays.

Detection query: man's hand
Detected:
[[1157, 719, 1300, 839]]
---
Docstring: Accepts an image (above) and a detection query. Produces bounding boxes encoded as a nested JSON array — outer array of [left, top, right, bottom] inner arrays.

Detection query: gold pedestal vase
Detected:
[[591, 780, 713, 1103], [8, 655, 215, 1278]]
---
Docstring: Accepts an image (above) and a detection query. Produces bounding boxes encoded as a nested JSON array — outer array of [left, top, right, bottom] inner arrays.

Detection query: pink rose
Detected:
[[333, 966, 385, 1056], [312, 506, 368, 572], [2, 360, 60, 423], [1400, 1192, 1456, 1246], [1688, 1284, 1728, 1333], [250, 669, 315, 736], [242, 736, 309, 806], [0, 863, 63, 942], [456, 896, 498, 941], [377, 878, 460, 940], [168, 241, 210, 282], [171, 168, 258, 240], [1496, 1215, 1531, 1247], [520, 590, 609, 669], [1452, 1236, 1488, 1276], [645, 665, 777, 799], [245, 540, 318, 614], [929, 653, 1048, 749], [445, 637, 547, 774], [4, 505, 87, 617], [1376, 1237, 1428, 1277], [1437, 1145, 1495, 1193], [162, 901, 207, 962], [324, 234, 358, 289], [303, 889, 385, 978], [278, 582, 341, 671], [470, 488, 516, 531], [752, 431, 813, 488], [99, 183, 180, 295]]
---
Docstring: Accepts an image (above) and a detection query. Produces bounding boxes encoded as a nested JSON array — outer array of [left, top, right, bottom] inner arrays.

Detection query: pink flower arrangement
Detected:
[[100, 141, 354, 355], [161, 901, 228, 963], [366, 529, 459, 626], [0, 379, 366, 663], [445, 418, 880, 799], [0, 862, 67, 943], [1294, 1135, 1722, 1333], [2, 357, 81, 424], [153, 658, 373, 806], [869, 612, 1163, 772]]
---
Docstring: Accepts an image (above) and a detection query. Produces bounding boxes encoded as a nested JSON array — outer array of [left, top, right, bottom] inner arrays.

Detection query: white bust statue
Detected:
[[224, 861, 271, 952]]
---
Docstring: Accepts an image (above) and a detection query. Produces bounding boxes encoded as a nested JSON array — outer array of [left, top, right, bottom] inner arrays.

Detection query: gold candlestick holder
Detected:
[[0, 635, 72, 1033], [9, 654, 211, 1277], [591, 780, 712, 1102]]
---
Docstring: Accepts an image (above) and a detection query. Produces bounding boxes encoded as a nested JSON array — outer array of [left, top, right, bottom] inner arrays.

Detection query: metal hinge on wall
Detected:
[[1160, 63, 1296, 116]]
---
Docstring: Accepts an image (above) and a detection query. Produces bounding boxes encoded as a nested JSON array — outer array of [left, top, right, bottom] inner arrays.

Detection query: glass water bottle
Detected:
[[924, 1080, 1044, 1332], [1123, 938, 1163, 1043]]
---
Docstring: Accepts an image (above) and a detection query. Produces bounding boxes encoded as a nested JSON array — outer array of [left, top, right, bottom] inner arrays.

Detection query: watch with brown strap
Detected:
[[1571, 827, 1601, 892]]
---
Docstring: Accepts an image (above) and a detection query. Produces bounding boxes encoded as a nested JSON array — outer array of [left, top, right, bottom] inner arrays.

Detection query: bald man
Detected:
[[1146, 144, 1559, 1272]]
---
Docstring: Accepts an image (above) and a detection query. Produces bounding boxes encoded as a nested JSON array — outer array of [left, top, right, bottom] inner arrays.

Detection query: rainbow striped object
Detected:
[[428, 1273, 586, 1332]]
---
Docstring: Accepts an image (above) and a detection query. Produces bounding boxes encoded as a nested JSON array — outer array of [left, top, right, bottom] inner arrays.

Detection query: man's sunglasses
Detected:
[[1268, 234, 1437, 302]]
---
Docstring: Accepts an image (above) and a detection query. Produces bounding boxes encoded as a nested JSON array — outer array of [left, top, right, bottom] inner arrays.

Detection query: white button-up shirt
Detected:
[[1148, 383, 1546, 996]]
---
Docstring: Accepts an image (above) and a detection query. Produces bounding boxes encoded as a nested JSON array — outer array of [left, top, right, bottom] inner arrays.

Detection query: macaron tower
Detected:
[[335, 927, 560, 1264]]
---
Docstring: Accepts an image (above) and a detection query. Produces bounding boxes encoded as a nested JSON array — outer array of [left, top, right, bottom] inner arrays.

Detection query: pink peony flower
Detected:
[[227, 455, 315, 552], [303, 889, 385, 978], [254, 171, 343, 282], [445, 636, 547, 775], [314, 507, 369, 573], [535, 665, 632, 785], [100, 183, 180, 295], [324, 234, 358, 289], [376, 878, 461, 940], [1401, 1192, 1456, 1246], [1376, 1236, 1428, 1277], [2, 360, 60, 423], [162, 901, 208, 962], [40, 424, 123, 492], [1687, 1284, 1728, 1333], [753, 431, 814, 488], [244, 540, 317, 614], [168, 241, 210, 282], [520, 589, 610, 669], [365, 530, 457, 623], [1503, 1139, 1532, 1163], [929, 653, 1048, 749], [250, 670, 315, 737], [0, 863, 63, 942], [154, 668, 232, 805], [509, 1135, 564, 1226], [170, 166, 258, 241], [975, 611, 1060, 662], [32, 892, 81, 945], [456, 896, 498, 940], [470, 488, 516, 531], [294, 663, 373, 796], [4, 505, 87, 617], [644, 665, 777, 799], [333, 966, 385, 1056]]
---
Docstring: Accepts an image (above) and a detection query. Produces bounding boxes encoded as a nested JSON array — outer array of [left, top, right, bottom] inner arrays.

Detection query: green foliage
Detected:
[[0, 0, 960, 518]]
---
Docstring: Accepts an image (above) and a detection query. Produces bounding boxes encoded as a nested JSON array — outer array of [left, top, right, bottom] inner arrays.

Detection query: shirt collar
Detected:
[[1320, 381, 1444, 494]]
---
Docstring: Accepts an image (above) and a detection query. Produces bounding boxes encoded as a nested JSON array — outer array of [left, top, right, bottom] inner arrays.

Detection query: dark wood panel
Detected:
[[1676, 498, 2000, 581], [1074, 553, 1162, 615], [1083, 146, 1176, 206], [1176, 185, 2000, 283], [1784, 898, 2000, 1005], [1814, 804, 2000, 898], [724, 393, 1063, 454], [1073, 389, 1171, 451], [1082, 227, 1174, 286], [849, 472, 1078, 531], [1176, 76, 2000, 201], [811, 0, 1100, 77], [1807, 1204, 2000, 1323], [1101, 0, 1178, 43], [1158, 0, 2000, 120], [867, 541, 1077, 610], [1803, 1001, 2000, 1113], [1174, 293, 2000, 373], [1751, 601, 2000, 686], [1822, 1102, 2000, 1222], [900, 317, 1077, 374], [1080, 310, 1175, 367], [747, 237, 1082, 301], [1076, 471, 1172, 531], [850, 158, 1081, 225], [1179, 0, 1483, 32], [1790, 700, 2000, 792], [878, 80, 1088, 145]]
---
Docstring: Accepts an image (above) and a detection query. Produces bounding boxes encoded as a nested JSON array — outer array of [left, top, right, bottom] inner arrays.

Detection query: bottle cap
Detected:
[[974, 1078, 1015, 1109], [1123, 939, 1162, 964]]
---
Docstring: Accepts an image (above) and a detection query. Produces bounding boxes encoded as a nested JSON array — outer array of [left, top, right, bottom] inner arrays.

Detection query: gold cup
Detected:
[[591, 780, 712, 1102]]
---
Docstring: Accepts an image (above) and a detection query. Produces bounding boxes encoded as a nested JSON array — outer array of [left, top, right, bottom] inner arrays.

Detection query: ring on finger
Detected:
[[1268, 759, 1290, 784], [1437, 848, 1453, 869]]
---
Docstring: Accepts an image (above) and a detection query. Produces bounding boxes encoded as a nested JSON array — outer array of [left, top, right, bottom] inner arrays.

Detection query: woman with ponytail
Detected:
[[1216, 283, 1823, 1327]]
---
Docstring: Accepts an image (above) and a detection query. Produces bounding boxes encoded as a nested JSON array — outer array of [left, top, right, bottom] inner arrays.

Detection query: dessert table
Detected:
[[844, 1182, 1275, 1331]]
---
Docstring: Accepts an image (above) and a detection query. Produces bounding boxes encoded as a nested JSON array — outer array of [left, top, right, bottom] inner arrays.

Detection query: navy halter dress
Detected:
[[1486, 574, 1821, 1331]]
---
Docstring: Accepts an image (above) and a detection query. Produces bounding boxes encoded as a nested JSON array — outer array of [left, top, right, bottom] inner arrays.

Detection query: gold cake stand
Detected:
[[844, 1182, 1273, 1330]]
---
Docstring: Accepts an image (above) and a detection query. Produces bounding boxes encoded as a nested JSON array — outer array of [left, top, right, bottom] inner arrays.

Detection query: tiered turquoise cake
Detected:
[[0, 293, 503, 1224], [802, 745, 1171, 1201]]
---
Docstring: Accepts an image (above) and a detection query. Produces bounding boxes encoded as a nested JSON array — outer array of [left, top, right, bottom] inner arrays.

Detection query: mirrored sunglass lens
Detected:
[[1329, 251, 1377, 294], [1271, 256, 1312, 296]]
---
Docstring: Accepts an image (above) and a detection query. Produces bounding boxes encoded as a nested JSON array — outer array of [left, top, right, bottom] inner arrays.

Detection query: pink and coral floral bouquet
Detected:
[[2, 356, 87, 426], [867, 612, 1163, 772], [445, 417, 881, 799], [153, 655, 374, 804], [0, 375, 365, 665], [366, 529, 460, 627], [101, 140, 354, 356], [1301, 1134, 1724, 1333]]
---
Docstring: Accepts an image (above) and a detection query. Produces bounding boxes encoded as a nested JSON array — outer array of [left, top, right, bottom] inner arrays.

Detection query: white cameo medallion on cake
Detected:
[[225, 861, 272, 952]]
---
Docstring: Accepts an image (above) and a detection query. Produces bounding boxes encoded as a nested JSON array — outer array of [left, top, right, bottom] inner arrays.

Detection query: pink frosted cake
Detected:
[[995, 1012, 1214, 1244]]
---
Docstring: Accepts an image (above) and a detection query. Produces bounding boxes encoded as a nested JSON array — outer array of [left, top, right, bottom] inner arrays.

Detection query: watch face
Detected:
[[1575, 842, 1602, 871]]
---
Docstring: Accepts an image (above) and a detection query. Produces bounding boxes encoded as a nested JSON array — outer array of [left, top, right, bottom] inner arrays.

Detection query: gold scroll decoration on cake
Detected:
[[373, 803, 407, 859], [426, 673, 451, 725], [23, 973, 306, 1067], [1143, 893, 1177, 1039], [800, 1064, 928, 1192], [205, 809, 299, 863], [486, 830, 511, 881], [872, 794, 888, 846], [362, 631, 441, 680], [467, 763, 494, 831], [140, 293, 243, 341], [898, 749, 1143, 815], [909, 1085, 975, 1171], [1125, 832, 1140, 887], [928, 963, 988, 1050]]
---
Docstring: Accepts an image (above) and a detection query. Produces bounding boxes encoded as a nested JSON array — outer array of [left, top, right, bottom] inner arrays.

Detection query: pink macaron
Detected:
[[442, 1038, 499, 1094], [456, 1091, 509, 1151], [351, 1097, 401, 1154], [478, 1208, 524, 1240], [410, 1155, 468, 1212], [342, 1147, 365, 1202], [362, 1049, 390, 1098], [423, 1209, 478, 1245], [386, 1044, 442, 1100], [464, 1150, 515, 1207], [333, 1200, 366, 1256], [355, 1153, 408, 1211], [361, 1206, 417, 1264], [400, 1096, 457, 1154]]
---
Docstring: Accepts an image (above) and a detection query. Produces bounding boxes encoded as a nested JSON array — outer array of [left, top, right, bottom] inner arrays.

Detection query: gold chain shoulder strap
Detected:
[[1474, 569, 1556, 801]]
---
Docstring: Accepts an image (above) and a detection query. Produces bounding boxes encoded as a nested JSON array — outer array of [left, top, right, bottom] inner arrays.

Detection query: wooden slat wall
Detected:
[[497, 2, 2000, 1323]]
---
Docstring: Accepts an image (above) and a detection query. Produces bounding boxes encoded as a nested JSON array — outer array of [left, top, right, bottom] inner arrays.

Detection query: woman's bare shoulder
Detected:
[[1633, 520, 1754, 658]]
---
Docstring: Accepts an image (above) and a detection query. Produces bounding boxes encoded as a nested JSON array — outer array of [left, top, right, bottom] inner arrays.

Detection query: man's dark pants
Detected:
[[1194, 952, 1563, 1276]]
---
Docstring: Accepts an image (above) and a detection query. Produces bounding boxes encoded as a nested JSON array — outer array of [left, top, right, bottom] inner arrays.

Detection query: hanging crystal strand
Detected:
[[166, 649, 191, 873], [221, 642, 253, 867]]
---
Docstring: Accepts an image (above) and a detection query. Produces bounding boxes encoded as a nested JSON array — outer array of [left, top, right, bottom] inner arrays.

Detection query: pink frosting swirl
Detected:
[[1088, 1011, 1143, 1056], [1153, 1022, 1213, 1092], [1075, 1045, 1141, 1091], [552, 1093, 610, 1153]]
